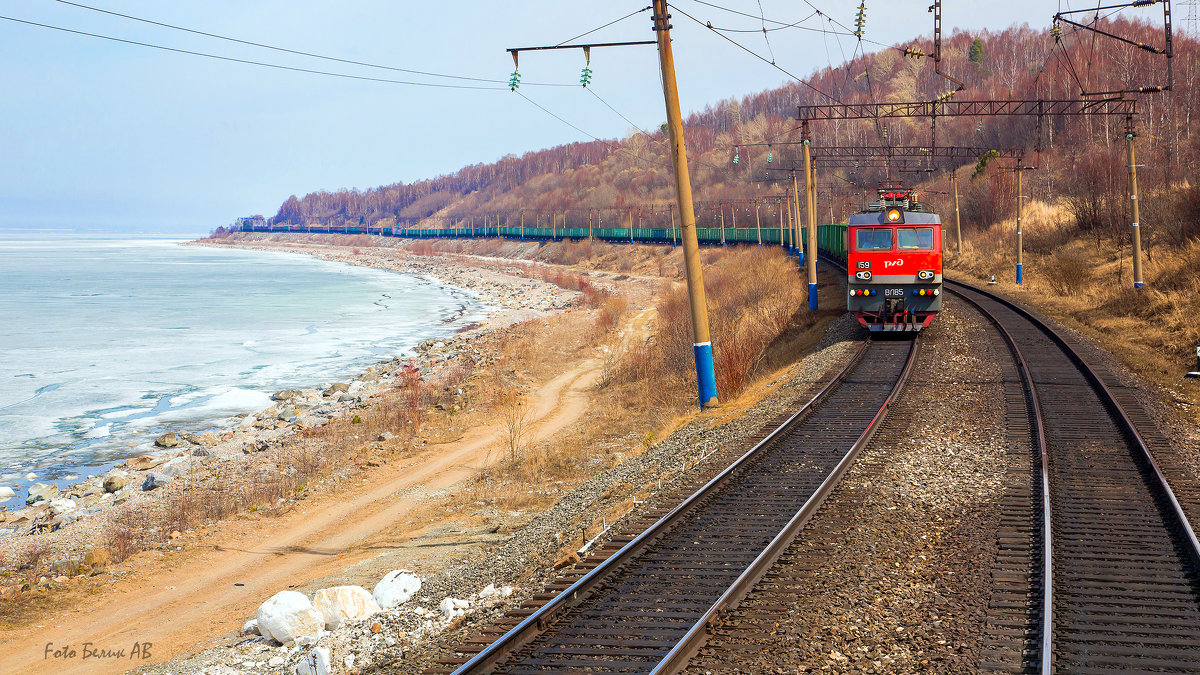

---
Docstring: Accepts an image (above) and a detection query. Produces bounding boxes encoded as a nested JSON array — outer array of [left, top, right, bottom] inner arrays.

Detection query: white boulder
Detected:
[[438, 597, 470, 619], [296, 646, 331, 675], [312, 585, 380, 630], [47, 498, 77, 516], [241, 619, 259, 635], [372, 570, 421, 609], [255, 590, 324, 644], [0, 486, 15, 502]]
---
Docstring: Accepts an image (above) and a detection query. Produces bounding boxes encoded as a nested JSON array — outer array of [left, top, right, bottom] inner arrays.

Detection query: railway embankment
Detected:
[[0, 234, 832, 674]]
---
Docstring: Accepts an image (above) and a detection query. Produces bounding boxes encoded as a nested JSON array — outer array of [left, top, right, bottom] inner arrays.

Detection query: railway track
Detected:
[[948, 280, 1200, 674], [427, 336, 919, 674]]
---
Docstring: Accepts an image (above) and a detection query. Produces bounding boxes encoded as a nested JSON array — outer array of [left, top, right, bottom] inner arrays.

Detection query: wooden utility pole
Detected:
[[653, 0, 717, 407], [1126, 117, 1145, 288], [803, 137, 818, 309], [952, 173, 962, 255], [778, 198, 786, 249], [791, 171, 801, 256], [719, 203, 726, 245], [755, 201, 762, 246], [1016, 167, 1024, 285]]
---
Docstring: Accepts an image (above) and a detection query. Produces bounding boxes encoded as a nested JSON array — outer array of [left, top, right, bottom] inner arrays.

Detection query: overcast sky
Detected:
[[0, 1, 1096, 234]]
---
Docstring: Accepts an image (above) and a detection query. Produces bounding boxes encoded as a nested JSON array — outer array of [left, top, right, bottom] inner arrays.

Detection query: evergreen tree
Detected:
[[968, 38, 985, 69]]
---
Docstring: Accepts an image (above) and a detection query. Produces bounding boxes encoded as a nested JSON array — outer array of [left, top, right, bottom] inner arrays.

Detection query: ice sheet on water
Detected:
[[0, 236, 483, 494]]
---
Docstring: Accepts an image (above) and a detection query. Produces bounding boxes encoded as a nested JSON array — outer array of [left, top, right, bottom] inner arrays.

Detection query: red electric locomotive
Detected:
[[846, 185, 943, 331]]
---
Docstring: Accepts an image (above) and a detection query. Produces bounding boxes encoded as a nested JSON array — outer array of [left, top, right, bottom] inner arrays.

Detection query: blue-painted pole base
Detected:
[[808, 283, 818, 310], [1135, 281, 1144, 288], [798, 251, 805, 265], [1016, 263, 1023, 285], [693, 342, 718, 408]]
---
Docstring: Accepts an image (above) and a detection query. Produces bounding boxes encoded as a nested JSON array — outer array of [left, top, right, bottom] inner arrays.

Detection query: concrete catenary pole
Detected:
[[1126, 117, 1145, 288], [1015, 166, 1024, 285], [952, 172, 962, 255], [803, 139, 818, 309], [652, 0, 718, 408]]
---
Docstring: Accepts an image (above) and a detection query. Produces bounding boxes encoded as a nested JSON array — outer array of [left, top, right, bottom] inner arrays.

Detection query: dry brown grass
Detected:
[[609, 246, 809, 402], [949, 198, 1200, 418]]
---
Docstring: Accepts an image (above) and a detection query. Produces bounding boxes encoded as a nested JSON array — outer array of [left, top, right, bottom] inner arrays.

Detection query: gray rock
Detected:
[[26, 482, 59, 505], [277, 407, 297, 421], [156, 456, 193, 478], [154, 432, 180, 448], [378, 432, 395, 442], [272, 389, 302, 401], [191, 448, 210, 457], [103, 471, 128, 493], [324, 382, 350, 396], [142, 473, 174, 491]]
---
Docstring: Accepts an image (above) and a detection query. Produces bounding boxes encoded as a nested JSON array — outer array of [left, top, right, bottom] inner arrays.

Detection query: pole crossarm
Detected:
[[506, 40, 656, 54], [798, 98, 1137, 121]]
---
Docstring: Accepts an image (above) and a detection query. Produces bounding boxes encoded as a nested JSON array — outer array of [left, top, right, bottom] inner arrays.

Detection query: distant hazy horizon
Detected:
[[0, 1, 1071, 234]]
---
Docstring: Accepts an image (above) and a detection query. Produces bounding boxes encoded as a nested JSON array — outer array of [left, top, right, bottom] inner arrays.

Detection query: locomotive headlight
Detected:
[[886, 208, 903, 223], [918, 270, 934, 281]]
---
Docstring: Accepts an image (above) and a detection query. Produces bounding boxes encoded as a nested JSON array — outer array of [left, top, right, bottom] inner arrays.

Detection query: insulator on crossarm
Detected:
[[904, 47, 925, 58], [935, 89, 957, 103]]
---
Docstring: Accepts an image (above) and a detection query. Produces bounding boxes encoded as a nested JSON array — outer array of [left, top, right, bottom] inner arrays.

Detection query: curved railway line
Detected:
[[425, 337, 919, 674], [948, 280, 1200, 674], [413, 264, 1200, 675]]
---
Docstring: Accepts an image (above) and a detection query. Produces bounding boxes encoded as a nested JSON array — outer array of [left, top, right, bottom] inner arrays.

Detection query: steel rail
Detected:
[[946, 279, 1200, 566], [450, 338, 878, 674], [650, 336, 920, 674], [947, 282, 1054, 674], [947, 277, 1200, 672]]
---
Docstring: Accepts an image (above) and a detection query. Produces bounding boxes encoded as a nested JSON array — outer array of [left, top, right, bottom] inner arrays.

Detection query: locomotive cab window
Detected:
[[854, 228, 893, 251], [896, 227, 935, 250]]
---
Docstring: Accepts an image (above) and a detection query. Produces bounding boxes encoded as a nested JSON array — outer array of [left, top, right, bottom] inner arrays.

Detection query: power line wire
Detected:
[[48, 0, 572, 87], [0, 13, 509, 89], [554, 6, 654, 47], [671, 4, 845, 105]]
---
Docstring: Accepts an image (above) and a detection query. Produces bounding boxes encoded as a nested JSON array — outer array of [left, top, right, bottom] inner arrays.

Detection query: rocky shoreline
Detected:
[[0, 241, 583, 579]]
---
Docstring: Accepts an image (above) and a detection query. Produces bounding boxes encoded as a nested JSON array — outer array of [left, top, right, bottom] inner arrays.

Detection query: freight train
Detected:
[[240, 189, 942, 332]]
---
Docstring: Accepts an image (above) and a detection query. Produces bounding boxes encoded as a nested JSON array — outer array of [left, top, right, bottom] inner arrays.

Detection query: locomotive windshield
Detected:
[[897, 227, 935, 250], [855, 228, 893, 251]]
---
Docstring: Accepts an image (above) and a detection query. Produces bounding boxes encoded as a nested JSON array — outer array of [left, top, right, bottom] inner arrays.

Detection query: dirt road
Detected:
[[0, 309, 654, 675]]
